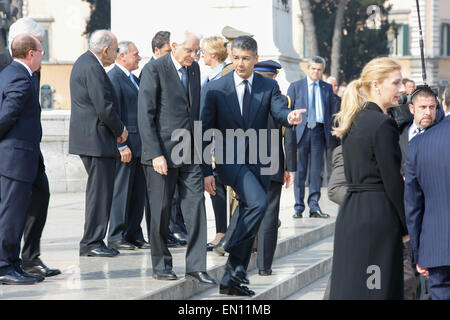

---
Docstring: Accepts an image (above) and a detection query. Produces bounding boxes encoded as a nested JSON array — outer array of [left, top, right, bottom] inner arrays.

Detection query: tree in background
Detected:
[[298, 0, 319, 57], [82, 0, 110, 36], [302, 0, 392, 83]]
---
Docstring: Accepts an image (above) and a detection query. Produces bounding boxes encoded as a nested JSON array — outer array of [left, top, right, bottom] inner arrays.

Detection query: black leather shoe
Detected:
[[167, 238, 179, 247], [80, 246, 119, 257], [153, 270, 178, 281], [172, 232, 188, 246], [258, 269, 272, 276], [277, 219, 281, 228], [293, 211, 303, 219], [16, 266, 45, 282], [108, 240, 136, 250], [309, 209, 330, 219], [186, 272, 217, 284], [0, 270, 37, 285], [128, 239, 151, 249], [213, 238, 227, 256], [226, 264, 249, 285], [206, 242, 215, 251], [219, 282, 255, 296], [23, 262, 61, 278]]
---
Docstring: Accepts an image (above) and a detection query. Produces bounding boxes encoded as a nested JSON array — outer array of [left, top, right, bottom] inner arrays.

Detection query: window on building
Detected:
[[392, 24, 410, 56], [441, 23, 450, 56], [42, 29, 49, 62]]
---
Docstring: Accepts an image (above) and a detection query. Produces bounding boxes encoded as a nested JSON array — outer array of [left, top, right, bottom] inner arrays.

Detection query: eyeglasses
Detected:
[[183, 47, 200, 56], [33, 49, 45, 56]]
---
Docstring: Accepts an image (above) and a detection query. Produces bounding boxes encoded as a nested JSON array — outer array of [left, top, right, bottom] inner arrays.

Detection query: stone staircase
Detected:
[[139, 216, 335, 300], [0, 189, 336, 300]]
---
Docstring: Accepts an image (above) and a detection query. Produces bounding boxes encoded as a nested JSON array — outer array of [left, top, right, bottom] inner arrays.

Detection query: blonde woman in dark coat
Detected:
[[329, 57, 409, 299]]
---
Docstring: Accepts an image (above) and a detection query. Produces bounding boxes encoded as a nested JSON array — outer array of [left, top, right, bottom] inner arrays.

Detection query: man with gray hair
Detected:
[[106, 41, 150, 251], [288, 56, 334, 219], [0, 17, 61, 278], [69, 29, 128, 257], [138, 29, 215, 284]]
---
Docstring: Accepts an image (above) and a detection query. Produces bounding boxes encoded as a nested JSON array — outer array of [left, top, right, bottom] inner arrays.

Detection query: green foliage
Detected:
[[310, 0, 392, 83], [82, 0, 111, 36]]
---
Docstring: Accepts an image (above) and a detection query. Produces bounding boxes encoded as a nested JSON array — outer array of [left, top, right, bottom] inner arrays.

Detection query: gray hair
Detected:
[[8, 17, 45, 44], [307, 56, 326, 70], [170, 29, 202, 46], [89, 30, 115, 53], [231, 36, 258, 57], [118, 41, 133, 55], [326, 76, 337, 83]]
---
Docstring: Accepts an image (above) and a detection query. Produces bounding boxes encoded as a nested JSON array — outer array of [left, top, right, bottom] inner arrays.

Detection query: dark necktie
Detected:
[[411, 127, 425, 140], [180, 67, 188, 94], [308, 82, 317, 129], [242, 79, 251, 128]]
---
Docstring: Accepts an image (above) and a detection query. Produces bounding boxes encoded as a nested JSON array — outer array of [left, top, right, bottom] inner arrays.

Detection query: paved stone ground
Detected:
[[0, 187, 338, 300]]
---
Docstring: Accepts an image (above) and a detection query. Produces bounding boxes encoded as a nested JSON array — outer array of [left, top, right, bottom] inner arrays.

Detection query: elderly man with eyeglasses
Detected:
[[137, 29, 215, 285]]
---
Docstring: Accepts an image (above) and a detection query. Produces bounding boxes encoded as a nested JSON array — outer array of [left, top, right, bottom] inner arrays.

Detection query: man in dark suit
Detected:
[[253, 60, 297, 276], [0, 34, 46, 284], [399, 87, 438, 176], [138, 30, 215, 284], [69, 30, 128, 257], [201, 36, 305, 296], [0, 17, 60, 277], [325, 76, 341, 181], [106, 41, 150, 251], [142, 31, 186, 248], [287, 56, 333, 219], [404, 87, 450, 300]]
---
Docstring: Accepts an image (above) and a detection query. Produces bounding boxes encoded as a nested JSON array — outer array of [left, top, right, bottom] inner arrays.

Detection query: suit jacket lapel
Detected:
[[164, 55, 189, 105], [117, 66, 138, 92], [225, 72, 245, 128], [248, 73, 264, 128], [187, 65, 196, 109]]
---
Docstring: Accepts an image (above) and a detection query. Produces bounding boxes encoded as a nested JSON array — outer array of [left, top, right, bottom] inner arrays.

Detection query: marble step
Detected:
[[190, 236, 333, 300], [137, 221, 335, 300], [285, 273, 330, 300]]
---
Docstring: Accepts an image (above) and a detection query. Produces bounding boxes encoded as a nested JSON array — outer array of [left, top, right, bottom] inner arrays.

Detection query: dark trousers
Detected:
[[294, 124, 325, 213], [210, 179, 227, 234], [144, 192, 151, 241], [428, 266, 450, 300], [257, 180, 282, 271], [225, 166, 268, 272], [143, 164, 207, 273], [79, 156, 116, 251], [21, 162, 50, 265], [108, 157, 146, 243], [0, 175, 32, 275], [169, 185, 187, 235]]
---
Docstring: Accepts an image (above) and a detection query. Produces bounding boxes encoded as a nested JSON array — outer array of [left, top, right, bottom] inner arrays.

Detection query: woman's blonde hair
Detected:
[[332, 57, 401, 138], [201, 36, 228, 62]]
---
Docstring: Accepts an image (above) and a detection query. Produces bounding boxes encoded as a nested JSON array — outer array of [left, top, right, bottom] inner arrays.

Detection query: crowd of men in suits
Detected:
[[1, 17, 450, 299]]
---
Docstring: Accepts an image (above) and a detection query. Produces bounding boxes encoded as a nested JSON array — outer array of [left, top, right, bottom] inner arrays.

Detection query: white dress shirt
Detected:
[[233, 71, 253, 115], [170, 53, 185, 80], [408, 122, 425, 141], [306, 77, 324, 124], [115, 62, 131, 77]]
